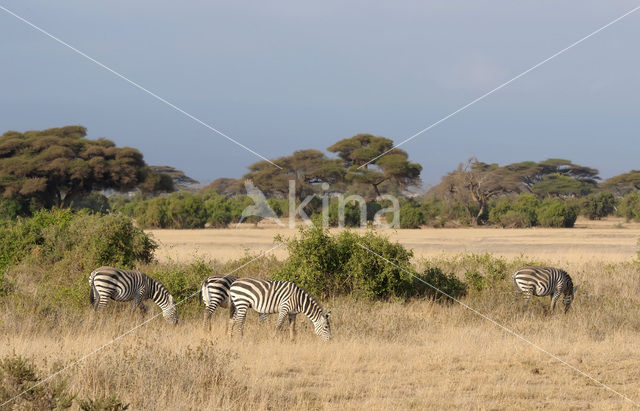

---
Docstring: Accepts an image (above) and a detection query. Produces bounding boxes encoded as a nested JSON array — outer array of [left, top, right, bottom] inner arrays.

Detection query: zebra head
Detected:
[[313, 311, 332, 341], [163, 295, 179, 325], [562, 285, 578, 313]]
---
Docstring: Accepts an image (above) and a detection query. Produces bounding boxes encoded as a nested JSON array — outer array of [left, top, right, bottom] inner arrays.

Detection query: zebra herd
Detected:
[[88, 264, 578, 339], [89, 266, 332, 340]]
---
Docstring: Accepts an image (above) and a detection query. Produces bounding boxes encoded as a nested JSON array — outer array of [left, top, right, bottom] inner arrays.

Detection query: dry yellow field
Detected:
[[149, 217, 640, 265], [2, 218, 640, 410]]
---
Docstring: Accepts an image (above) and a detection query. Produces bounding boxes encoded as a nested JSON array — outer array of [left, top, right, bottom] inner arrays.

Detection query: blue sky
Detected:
[[1, 1, 639, 186]]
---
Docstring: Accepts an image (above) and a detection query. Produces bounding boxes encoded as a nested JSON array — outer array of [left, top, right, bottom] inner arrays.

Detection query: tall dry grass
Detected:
[[2, 257, 640, 410]]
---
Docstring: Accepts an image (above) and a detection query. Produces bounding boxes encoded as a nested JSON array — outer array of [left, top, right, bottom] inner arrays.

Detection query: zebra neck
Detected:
[[300, 294, 323, 323], [148, 281, 170, 309]]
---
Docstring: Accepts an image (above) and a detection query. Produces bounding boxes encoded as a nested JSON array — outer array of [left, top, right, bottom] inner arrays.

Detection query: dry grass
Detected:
[[2, 222, 640, 410], [149, 217, 640, 265]]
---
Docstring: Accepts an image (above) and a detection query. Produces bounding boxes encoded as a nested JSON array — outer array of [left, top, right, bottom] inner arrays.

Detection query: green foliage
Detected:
[[618, 193, 640, 222], [581, 192, 616, 220], [414, 267, 466, 301], [79, 395, 129, 411], [0, 198, 25, 220], [537, 199, 578, 228], [0, 355, 75, 409], [0, 210, 156, 277], [0, 126, 174, 210], [71, 192, 110, 214], [398, 199, 426, 228], [489, 194, 540, 228], [273, 225, 416, 299]]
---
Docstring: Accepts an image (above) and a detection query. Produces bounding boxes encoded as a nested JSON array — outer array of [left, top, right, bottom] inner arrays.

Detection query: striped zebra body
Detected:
[[201, 275, 236, 330], [513, 266, 578, 313], [89, 266, 178, 324], [229, 278, 331, 340]]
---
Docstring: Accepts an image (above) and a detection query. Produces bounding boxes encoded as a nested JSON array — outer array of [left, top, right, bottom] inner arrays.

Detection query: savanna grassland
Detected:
[[2, 217, 640, 410]]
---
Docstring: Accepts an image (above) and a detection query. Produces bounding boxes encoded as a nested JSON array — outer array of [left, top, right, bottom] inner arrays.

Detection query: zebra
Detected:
[[229, 278, 331, 341], [513, 266, 578, 313], [89, 266, 178, 324], [200, 275, 269, 330], [201, 275, 237, 331]]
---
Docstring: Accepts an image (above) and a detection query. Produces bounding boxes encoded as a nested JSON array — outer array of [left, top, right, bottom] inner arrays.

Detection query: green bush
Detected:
[[618, 193, 640, 222], [79, 395, 129, 411], [0, 210, 156, 275], [399, 199, 425, 228], [273, 225, 416, 299], [71, 192, 110, 214], [414, 267, 466, 302], [0, 355, 74, 409], [581, 192, 616, 220], [537, 199, 578, 228], [0, 198, 25, 221], [488, 194, 540, 228]]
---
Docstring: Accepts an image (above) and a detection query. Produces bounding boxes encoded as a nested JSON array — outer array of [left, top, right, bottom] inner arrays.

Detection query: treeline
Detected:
[[12, 189, 632, 229], [2, 126, 640, 228]]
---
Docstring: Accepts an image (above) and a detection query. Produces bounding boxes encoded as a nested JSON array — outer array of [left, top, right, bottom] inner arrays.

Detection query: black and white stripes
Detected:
[[89, 266, 178, 324], [200, 275, 237, 330], [229, 278, 331, 340], [513, 266, 578, 313]]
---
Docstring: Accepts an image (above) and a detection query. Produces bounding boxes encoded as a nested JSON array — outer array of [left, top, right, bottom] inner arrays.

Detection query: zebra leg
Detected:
[[275, 310, 288, 331], [204, 306, 213, 331], [230, 305, 248, 338], [96, 294, 109, 311], [226, 303, 236, 334], [523, 289, 533, 309], [258, 313, 268, 323], [550, 292, 560, 312], [288, 313, 297, 341]]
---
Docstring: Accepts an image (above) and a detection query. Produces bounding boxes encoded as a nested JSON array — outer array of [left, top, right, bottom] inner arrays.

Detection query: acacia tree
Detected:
[[327, 134, 422, 198], [437, 157, 521, 225], [0, 126, 173, 208], [601, 170, 640, 195], [242, 149, 345, 200], [504, 158, 599, 195]]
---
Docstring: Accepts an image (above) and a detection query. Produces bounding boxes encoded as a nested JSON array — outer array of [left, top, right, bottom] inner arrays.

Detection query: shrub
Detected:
[[581, 192, 616, 220], [537, 199, 578, 228], [618, 193, 640, 222], [488, 194, 540, 228], [79, 395, 129, 411], [273, 225, 416, 299], [71, 192, 110, 214], [414, 267, 466, 301], [0, 210, 156, 275], [0, 355, 74, 409], [399, 199, 425, 228], [0, 198, 25, 221]]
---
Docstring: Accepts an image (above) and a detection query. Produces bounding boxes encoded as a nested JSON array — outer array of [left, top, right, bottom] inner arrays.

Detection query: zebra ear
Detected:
[[573, 285, 579, 295]]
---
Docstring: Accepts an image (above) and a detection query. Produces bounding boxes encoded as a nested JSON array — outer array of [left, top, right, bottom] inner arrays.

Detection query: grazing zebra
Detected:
[[229, 278, 331, 341], [513, 266, 578, 313], [200, 275, 269, 330], [200, 275, 237, 330], [89, 266, 178, 324]]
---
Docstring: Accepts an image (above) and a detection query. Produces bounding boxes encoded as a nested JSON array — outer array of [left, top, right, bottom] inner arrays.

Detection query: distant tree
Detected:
[[327, 134, 422, 198], [202, 178, 243, 196], [532, 173, 594, 198], [242, 149, 345, 200], [148, 165, 199, 189], [505, 158, 599, 195], [436, 157, 521, 225], [601, 170, 640, 195], [0, 126, 173, 209], [581, 192, 616, 220]]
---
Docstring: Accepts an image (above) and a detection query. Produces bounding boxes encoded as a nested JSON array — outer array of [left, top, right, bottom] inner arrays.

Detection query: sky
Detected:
[[1, 1, 639, 187]]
